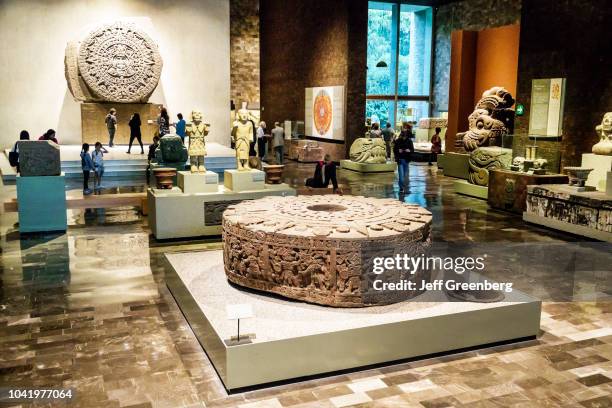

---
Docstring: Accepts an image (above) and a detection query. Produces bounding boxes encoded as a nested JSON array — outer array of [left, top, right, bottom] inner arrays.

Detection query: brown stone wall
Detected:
[[230, 0, 260, 107], [260, 0, 367, 159], [512, 0, 612, 172]]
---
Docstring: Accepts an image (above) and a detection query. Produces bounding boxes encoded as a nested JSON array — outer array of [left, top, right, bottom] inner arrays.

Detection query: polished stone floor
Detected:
[[1, 162, 610, 407]]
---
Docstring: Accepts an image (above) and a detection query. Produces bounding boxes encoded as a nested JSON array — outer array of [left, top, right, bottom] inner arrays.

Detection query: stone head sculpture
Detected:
[[191, 110, 203, 124], [461, 87, 515, 152]]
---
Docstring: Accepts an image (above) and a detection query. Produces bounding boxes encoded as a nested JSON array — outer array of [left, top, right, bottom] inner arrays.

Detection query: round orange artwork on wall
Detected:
[[313, 90, 333, 136]]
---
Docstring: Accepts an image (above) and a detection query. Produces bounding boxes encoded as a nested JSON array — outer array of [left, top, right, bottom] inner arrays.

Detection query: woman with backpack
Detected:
[[9, 130, 29, 173]]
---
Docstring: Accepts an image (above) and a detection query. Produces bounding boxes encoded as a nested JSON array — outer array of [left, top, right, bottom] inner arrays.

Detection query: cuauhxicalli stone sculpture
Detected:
[[222, 195, 433, 307], [155, 134, 188, 165], [65, 21, 163, 103], [186, 110, 209, 173]]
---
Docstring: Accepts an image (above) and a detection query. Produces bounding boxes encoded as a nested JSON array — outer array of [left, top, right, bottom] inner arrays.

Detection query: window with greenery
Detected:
[[366, 1, 433, 127]]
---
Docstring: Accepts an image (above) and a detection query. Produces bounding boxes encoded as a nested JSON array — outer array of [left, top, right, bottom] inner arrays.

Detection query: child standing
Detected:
[[92, 142, 108, 190], [80, 143, 94, 195]]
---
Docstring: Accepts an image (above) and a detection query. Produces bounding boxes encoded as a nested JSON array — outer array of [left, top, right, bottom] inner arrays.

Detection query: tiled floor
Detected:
[[1, 162, 610, 407]]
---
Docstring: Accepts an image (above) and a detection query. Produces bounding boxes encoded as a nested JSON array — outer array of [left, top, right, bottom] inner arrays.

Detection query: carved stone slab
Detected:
[[222, 196, 433, 307], [18, 141, 61, 177], [66, 21, 163, 103]]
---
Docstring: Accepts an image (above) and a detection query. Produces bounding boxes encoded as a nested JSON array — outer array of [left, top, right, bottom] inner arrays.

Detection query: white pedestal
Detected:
[[178, 171, 218, 193], [224, 169, 265, 192], [581, 153, 612, 191], [607, 171, 612, 195]]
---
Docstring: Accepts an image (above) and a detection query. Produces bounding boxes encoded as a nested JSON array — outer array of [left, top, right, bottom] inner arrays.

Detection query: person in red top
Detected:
[[38, 129, 58, 144], [429, 127, 442, 166]]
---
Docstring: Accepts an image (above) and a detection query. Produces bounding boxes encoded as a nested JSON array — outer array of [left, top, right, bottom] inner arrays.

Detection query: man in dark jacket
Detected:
[[305, 154, 341, 194], [393, 124, 415, 193]]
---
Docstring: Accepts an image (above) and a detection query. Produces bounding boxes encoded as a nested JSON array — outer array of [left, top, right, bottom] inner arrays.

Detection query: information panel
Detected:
[[305, 85, 345, 141], [528, 78, 566, 138]]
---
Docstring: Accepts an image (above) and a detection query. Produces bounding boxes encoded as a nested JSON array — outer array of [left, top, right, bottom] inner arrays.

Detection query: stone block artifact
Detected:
[[222, 196, 433, 307], [592, 112, 612, 156], [186, 110, 210, 173], [18, 141, 61, 177], [65, 21, 163, 103], [155, 134, 188, 165], [231, 105, 254, 171]]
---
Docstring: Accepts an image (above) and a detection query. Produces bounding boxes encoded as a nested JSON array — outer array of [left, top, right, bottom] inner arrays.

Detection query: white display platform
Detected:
[[582, 153, 612, 191], [178, 171, 218, 193], [607, 171, 612, 194], [339, 160, 397, 173], [148, 183, 295, 239], [165, 250, 541, 390], [224, 169, 265, 192]]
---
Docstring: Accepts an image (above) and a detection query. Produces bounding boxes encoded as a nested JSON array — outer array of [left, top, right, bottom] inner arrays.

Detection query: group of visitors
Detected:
[[255, 121, 285, 165], [80, 142, 108, 195]]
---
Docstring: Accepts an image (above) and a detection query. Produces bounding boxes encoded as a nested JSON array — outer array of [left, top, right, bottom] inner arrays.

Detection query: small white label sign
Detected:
[[226, 304, 254, 320]]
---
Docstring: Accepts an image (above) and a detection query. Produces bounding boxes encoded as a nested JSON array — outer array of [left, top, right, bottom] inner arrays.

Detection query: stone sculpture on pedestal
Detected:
[[231, 106, 253, 171], [155, 134, 188, 166], [458, 87, 515, 186], [222, 195, 433, 307], [592, 112, 612, 156], [349, 138, 387, 164], [17, 141, 61, 177], [186, 110, 209, 173]]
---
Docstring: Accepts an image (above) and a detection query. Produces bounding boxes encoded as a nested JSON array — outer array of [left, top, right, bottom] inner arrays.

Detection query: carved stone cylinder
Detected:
[[222, 196, 433, 307]]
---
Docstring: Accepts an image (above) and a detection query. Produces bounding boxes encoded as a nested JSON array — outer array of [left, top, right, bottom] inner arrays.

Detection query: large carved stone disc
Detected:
[[77, 22, 162, 103], [222, 196, 433, 307]]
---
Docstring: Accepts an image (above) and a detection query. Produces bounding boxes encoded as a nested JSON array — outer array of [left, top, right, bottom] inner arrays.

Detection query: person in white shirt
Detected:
[[256, 121, 267, 160]]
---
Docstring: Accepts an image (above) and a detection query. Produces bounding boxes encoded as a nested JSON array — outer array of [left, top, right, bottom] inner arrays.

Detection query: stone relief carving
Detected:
[[204, 200, 244, 226], [592, 112, 612, 156], [459, 87, 515, 152], [349, 138, 387, 164], [65, 21, 163, 103], [17, 141, 61, 177], [468, 147, 512, 186], [222, 196, 433, 307]]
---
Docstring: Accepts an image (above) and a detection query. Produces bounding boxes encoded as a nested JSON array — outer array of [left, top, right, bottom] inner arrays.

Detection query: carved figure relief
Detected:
[[222, 196, 433, 307], [65, 21, 163, 103]]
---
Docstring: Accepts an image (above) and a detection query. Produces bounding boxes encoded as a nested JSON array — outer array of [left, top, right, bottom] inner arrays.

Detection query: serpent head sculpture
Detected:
[[460, 87, 515, 152], [349, 138, 387, 164]]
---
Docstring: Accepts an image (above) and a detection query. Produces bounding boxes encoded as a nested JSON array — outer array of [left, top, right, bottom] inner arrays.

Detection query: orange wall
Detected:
[[473, 24, 520, 105]]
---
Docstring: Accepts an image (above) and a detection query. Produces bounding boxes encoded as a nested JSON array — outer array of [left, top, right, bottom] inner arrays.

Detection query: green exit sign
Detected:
[[516, 103, 525, 116]]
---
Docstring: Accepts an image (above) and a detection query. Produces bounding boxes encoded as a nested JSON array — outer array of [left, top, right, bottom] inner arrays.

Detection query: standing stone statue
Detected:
[[186, 110, 209, 173], [231, 106, 253, 171]]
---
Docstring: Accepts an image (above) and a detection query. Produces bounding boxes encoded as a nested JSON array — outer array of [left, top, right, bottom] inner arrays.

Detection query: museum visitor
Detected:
[[9, 130, 29, 173], [429, 127, 442, 166], [157, 107, 170, 136], [370, 122, 382, 138], [175, 113, 186, 143], [80, 143, 95, 195], [394, 123, 415, 193], [256, 120, 267, 160], [104, 108, 117, 147], [271, 121, 284, 164], [305, 153, 341, 194], [92, 142, 108, 191], [38, 129, 58, 144], [127, 113, 144, 154], [382, 122, 395, 159]]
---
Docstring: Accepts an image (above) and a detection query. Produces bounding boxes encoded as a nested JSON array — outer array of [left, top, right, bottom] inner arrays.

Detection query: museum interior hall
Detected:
[[0, 0, 610, 407]]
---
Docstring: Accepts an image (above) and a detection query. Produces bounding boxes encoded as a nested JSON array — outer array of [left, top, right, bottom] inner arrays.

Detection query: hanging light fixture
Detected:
[[376, 60, 388, 68]]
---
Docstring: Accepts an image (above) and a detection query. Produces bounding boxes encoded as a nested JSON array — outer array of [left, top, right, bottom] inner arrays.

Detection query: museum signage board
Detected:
[[528, 78, 566, 138], [304, 85, 345, 141]]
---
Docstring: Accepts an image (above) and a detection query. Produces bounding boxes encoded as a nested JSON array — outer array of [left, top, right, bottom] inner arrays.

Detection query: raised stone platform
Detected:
[[339, 160, 397, 173], [165, 250, 541, 390], [178, 171, 218, 194], [454, 179, 488, 199], [524, 184, 612, 242]]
